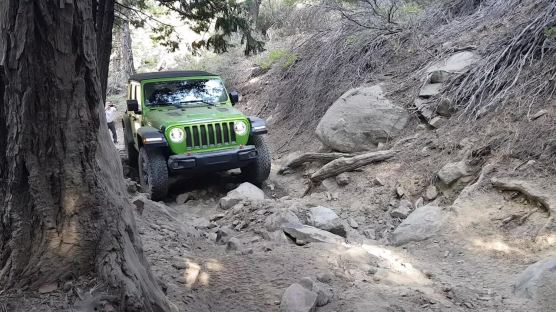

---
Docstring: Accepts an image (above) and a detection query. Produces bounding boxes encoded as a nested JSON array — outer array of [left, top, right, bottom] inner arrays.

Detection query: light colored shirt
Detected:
[[106, 106, 117, 123]]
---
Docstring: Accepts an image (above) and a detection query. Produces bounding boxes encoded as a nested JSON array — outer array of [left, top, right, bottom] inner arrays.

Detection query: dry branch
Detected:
[[279, 152, 354, 174], [310, 150, 395, 182], [492, 177, 556, 240]]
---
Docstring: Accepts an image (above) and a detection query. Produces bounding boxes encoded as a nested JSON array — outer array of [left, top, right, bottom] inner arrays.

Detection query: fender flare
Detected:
[[248, 116, 268, 135], [137, 126, 168, 148]]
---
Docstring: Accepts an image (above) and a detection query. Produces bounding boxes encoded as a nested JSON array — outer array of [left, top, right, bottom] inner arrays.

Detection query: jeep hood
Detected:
[[145, 105, 246, 130]]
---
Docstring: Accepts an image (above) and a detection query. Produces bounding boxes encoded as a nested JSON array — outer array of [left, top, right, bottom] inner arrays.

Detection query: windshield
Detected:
[[144, 79, 228, 107]]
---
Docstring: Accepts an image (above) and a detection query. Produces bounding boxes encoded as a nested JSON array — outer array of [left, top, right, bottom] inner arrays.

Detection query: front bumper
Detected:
[[167, 146, 258, 174]]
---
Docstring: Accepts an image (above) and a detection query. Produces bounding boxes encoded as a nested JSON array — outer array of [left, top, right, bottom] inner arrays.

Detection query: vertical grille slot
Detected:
[[200, 125, 208, 146], [229, 122, 236, 143], [184, 127, 193, 149], [192, 126, 200, 147], [215, 124, 223, 144], [208, 124, 215, 146], [223, 123, 230, 143]]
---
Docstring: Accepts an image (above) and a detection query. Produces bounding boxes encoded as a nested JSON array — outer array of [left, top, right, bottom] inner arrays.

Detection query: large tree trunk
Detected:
[[0, 1, 170, 311], [95, 0, 115, 103], [121, 21, 136, 77]]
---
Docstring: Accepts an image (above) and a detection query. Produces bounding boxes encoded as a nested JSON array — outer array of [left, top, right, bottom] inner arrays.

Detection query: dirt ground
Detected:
[[3, 114, 554, 312]]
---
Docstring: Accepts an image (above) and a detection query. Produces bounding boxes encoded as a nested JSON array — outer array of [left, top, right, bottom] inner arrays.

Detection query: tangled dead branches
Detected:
[[447, 0, 556, 119]]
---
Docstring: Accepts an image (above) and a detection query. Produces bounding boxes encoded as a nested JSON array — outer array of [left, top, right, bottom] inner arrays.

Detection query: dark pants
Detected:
[[107, 121, 117, 143]]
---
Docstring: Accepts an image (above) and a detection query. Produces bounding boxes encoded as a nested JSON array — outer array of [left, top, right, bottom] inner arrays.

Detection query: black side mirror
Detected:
[[229, 91, 240, 105], [127, 99, 139, 113]]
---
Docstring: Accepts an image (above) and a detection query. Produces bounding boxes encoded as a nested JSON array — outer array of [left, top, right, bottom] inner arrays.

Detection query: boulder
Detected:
[[176, 192, 191, 205], [428, 116, 447, 129], [514, 257, 556, 310], [437, 161, 469, 185], [335, 173, 351, 186], [419, 83, 443, 98], [226, 237, 243, 252], [315, 85, 409, 152], [282, 224, 345, 245], [390, 200, 412, 219], [424, 185, 438, 200], [348, 217, 359, 229], [414, 98, 434, 120], [219, 182, 265, 210], [265, 209, 302, 232], [306, 206, 346, 237], [216, 227, 235, 244], [391, 205, 447, 246], [298, 277, 332, 307], [427, 51, 479, 74], [280, 283, 318, 312]]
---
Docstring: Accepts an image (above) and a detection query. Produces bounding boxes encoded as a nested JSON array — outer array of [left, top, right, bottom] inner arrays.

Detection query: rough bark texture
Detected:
[[95, 0, 115, 102], [310, 150, 396, 182], [0, 1, 169, 311]]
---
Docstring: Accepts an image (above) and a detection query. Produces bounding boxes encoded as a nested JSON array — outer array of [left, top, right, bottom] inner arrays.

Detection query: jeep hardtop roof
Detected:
[[129, 71, 218, 82]]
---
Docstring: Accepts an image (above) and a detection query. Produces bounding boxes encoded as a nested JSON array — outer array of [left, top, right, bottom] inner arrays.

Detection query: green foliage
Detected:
[[345, 35, 358, 46], [545, 26, 556, 39], [400, 2, 422, 15], [259, 49, 297, 69], [150, 24, 180, 52], [158, 0, 265, 55], [117, 0, 264, 56]]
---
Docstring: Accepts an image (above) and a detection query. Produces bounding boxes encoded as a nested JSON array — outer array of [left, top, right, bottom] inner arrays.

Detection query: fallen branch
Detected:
[[310, 150, 395, 182], [278, 152, 354, 174], [492, 177, 556, 240]]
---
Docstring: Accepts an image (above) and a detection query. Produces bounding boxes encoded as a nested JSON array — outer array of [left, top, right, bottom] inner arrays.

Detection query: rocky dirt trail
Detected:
[[122, 140, 554, 312]]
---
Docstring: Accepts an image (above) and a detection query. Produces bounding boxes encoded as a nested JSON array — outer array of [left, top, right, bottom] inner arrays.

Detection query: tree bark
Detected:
[[0, 1, 169, 311], [310, 150, 396, 182], [95, 0, 115, 103], [278, 152, 354, 174]]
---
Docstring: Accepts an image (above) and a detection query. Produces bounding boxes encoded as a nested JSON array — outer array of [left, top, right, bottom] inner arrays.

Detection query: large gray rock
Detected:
[[280, 283, 318, 312], [437, 161, 469, 185], [391, 205, 447, 246], [306, 206, 346, 236], [282, 224, 345, 245], [390, 200, 412, 219], [315, 85, 409, 152], [265, 209, 302, 232], [427, 51, 479, 74], [219, 182, 265, 210], [514, 257, 556, 310]]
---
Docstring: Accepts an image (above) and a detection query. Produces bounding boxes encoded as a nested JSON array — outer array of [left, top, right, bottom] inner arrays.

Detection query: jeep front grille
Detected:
[[184, 122, 237, 150]]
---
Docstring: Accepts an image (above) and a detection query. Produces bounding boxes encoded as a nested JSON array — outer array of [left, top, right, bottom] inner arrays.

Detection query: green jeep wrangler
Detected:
[[122, 71, 271, 200]]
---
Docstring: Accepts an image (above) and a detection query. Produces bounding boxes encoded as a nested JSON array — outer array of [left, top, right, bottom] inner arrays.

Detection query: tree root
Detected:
[[278, 152, 354, 174], [447, 0, 556, 119], [492, 177, 556, 241], [310, 150, 395, 182]]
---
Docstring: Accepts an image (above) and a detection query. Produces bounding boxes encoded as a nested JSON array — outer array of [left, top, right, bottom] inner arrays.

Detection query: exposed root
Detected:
[[278, 152, 354, 174], [447, 0, 556, 119], [310, 150, 395, 182], [492, 177, 556, 241]]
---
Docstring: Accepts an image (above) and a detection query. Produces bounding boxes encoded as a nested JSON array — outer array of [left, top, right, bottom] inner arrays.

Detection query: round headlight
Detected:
[[234, 121, 248, 135], [169, 128, 185, 143]]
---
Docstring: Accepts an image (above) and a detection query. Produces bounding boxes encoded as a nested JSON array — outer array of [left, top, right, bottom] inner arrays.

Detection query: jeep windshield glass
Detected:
[[144, 79, 228, 107]]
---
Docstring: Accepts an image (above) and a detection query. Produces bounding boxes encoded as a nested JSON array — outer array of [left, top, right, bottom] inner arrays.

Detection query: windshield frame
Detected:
[[141, 76, 230, 109]]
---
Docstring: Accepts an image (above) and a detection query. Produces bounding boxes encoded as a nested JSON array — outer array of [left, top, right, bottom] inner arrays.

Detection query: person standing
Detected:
[[105, 101, 118, 143]]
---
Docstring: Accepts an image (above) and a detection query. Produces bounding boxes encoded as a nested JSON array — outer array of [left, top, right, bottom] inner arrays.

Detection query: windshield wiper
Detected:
[[178, 100, 216, 106]]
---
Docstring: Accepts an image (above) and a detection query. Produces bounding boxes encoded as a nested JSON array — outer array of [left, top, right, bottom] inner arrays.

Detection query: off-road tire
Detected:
[[138, 147, 169, 201], [125, 141, 138, 167], [241, 135, 271, 186], [123, 117, 138, 167]]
